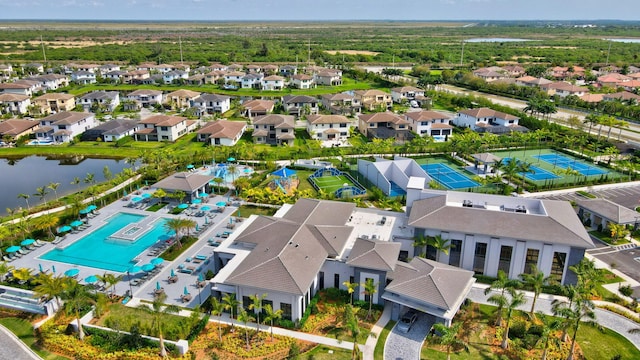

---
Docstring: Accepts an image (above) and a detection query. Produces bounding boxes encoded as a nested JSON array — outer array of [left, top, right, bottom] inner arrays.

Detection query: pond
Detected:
[[465, 38, 535, 43], [606, 38, 640, 43], [0, 155, 131, 215]]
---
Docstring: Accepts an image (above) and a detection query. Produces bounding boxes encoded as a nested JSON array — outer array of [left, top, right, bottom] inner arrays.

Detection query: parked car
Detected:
[[397, 309, 418, 333], [410, 100, 419, 108]]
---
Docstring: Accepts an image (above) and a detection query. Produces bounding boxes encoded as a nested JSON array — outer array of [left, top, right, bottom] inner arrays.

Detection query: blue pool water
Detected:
[[41, 213, 171, 272]]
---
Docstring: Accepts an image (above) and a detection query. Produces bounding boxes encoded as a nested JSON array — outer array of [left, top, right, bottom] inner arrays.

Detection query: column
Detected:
[[461, 235, 475, 271]]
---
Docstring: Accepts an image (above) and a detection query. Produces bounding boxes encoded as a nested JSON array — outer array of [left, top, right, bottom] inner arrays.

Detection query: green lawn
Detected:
[[589, 230, 632, 245], [0, 317, 69, 360], [301, 344, 352, 360], [577, 324, 639, 360], [374, 320, 396, 360], [312, 175, 357, 193]]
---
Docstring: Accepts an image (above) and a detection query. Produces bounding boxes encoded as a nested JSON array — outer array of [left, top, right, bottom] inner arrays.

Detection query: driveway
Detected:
[[0, 325, 41, 360], [384, 313, 434, 360]]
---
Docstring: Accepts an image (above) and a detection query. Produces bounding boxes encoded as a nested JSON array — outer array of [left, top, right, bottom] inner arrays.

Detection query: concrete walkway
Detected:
[[0, 324, 42, 360], [362, 302, 392, 360]]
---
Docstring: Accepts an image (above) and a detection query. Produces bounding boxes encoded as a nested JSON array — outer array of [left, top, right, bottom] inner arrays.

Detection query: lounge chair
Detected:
[[2, 255, 12, 262], [195, 255, 207, 261], [180, 294, 192, 303], [34, 240, 45, 247], [18, 248, 31, 255]]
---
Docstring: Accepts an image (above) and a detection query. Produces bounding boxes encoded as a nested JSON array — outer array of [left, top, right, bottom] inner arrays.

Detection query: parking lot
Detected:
[[535, 183, 640, 210], [588, 246, 640, 282]]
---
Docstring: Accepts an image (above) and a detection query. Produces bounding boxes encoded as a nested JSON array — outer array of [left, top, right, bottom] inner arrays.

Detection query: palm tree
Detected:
[[47, 182, 61, 202], [501, 289, 526, 349], [344, 304, 361, 360], [17, 193, 30, 211], [164, 218, 185, 248], [237, 308, 255, 350], [565, 297, 597, 360], [343, 281, 358, 305], [34, 272, 66, 309], [71, 176, 81, 191], [223, 292, 240, 324], [138, 293, 180, 358], [12, 268, 33, 285], [213, 177, 223, 194], [97, 273, 124, 296], [516, 161, 535, 190], [62, 279, 94, 341], [210, 297, 225, 341], [249, 293, 267, 332], [34, 213, 59, 240], [263, 304, 283, 342], [519, 265, 554, 318], [84, 173, 96, 203], [569, 258, 604, 299], [484, 270, 520, 326], [502, 159, 519, 186], [428, 234, 451, 262], [0, 261, 14, 282], [431, 322, 468, 360], [537, 312, 562, 360], [413, 233, 429, 257], [362, 278, 377, 319], [34, 186, 49, 207], [552, 284, 579, 342]]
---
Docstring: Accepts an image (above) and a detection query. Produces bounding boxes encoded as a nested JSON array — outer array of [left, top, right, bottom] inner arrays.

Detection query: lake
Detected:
[[465, 38, 535, 43], [0, 155, 131, 215], [607, 38, 640, 43]]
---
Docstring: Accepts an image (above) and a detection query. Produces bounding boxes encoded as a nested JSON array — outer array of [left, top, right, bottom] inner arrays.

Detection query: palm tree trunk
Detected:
[[270, 320, 274, 342], [159, 333, 167, 358], [245, 328, 250, 350], [502, 323, 510, 349], [542, 340, 549, 360], [76, 312, 85, 340], [567, 322, 579, 360]]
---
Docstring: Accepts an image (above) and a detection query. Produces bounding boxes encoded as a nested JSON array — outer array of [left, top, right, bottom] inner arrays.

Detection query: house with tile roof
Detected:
[[391, 86, 425, 103], [0, 81, 40, 97], [291, 74, 314, 89], [165, 89, 201, 109], [252, 114, 296, 146], [279, 65, 298, 77], [355, 89, 392, 111], [282, 95, 319, 117], [192, 94, 231, 115], [314, 70, 342, 86], [454, 108, 523, 134], [405, 110, 453, 140], [241, 73, 264, 89], [0, 93, 31, 115], [79, 91, 120, 112], [602, 91, 640, 103], [33, 93, 76, 115], [26, 74, 69, 90], [306, 114, 353, 142], [540, 82, 589, 98], [36, 111, 96, 143], [122, 70, 150, 84], [196, 120, 246, 146], [134, 114, 194, 142], [80, 118, 138, 142], [261, 75, 286, 91], [163, 70, 189, 84], [71, 70, 96, 84], [241, 99, 275, 119], [126, 89, 163, 108], [358, 112, 413, 142], [321, 93, 361, 115], [0, 118, 39, 140]]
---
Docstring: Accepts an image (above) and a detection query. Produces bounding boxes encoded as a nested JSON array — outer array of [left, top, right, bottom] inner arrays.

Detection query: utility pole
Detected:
[[40, 35, 47, 64], [605, 41, 612, 66], [179, 36, 184, 65], [460, 40, 465, 67], [307, 38, 311, 69]]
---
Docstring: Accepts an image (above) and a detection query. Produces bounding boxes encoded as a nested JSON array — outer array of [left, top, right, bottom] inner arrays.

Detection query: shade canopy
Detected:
[[170, 269, 176, 277], [86, 205, 97, 211], [156, 281, 161, 290], [128, 266, 143, 274], [177, 203, 189, 209], [192, 199, 202, 204], [216, 201, 226, 207], [271, 167, 297, 178], [6, 246, 20, 253], [150, 257, 164, 266], [186, 164, 195, 169], [21, 239, 35, 246], [141, 264, 155, 272], [64, 268, 79, 277], [79, 208, 91, 215], [184, 286, 190, 295], [142, 193, 151, 198], [198, 273, 204, 282], [227, 157, 235, 162], [70, 220, 83, 227], [198, 192, 207, 198], [201, 206, 211, 211], [131, 196, 143, 203], [58, 225, 72, 233], [85, 275, 98, 284]]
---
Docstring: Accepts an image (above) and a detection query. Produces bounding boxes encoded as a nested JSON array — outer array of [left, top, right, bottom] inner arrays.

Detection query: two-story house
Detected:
[[33, 93, 76, 115], [282, 95, 319, 118], [540, 82, 589, 98], [0, 80, 40, 97], [0, 64, 13, 81], [135, 114, 194, 142], [26, 74, 69, 91], [103, 70, 127, 83], [261, 75, 286, 91], [355, 89, 392, 111], [81, 118, 139, 142], [99, 64, 121, 74], [122, 70, 150, 84], [454, 108, 520, 131], [314, 70, 342, 86], [405, 110, 453, 141], [163, 70, 189, 84], [71, 70, 96, 84], [358, 112, 412, 142], [306, 114, 352, 142], [0, 94, 31, 115], [192, 94, 231, 115], [35, 111, 96, 143], [291, 74, 314, 89], [196, 120, 246, 146], [164, 89, 201, 109], [241, 73, 264, 89], [205, 70, 226, 84], [0, 118, 39, 140], [279, 65, 298, 77], [126, 89, 163, 108], [252, 114, 296, 146], [79, 91, 120, 112], [224, 71, 246, 85], [321, 93, 361, 115], [241, 99, 275, 120], [391, 86, 425, 103]]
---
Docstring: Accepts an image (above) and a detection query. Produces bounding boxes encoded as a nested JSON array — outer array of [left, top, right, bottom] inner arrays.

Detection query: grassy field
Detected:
[[0, 317, 69, 360], [301, 344, 352, 359], [374, 320, 396, 360]]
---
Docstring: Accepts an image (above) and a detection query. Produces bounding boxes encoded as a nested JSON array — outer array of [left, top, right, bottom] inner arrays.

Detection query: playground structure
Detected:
[[308, 167, 367, 198], [268, 175, 300, 195]]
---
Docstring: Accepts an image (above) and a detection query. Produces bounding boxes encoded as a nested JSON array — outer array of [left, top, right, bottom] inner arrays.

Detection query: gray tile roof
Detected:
[[282, 198, 355, 225], [346, 238, 400, 271], [575, 198, 639, 225], [384, 257, 474, 310], [89, 119, 138, 136], [282, 95, 318, 104], [408, 195, 594, 249], [152, 172, 213, 193]]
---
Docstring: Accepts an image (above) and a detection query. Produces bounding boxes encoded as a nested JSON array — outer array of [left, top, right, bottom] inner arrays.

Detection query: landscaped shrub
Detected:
[[507, 319, 528, 340], [619, 285, 633, 297]]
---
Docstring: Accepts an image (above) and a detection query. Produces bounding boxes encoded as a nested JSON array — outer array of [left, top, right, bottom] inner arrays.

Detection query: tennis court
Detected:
[[503, 158, 559, 181], [421, 163, 479, 189], [535, 154, 608, 176]]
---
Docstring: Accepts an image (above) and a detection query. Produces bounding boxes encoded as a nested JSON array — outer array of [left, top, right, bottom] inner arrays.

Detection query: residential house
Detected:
[[81, 118, 138, 142], [405, 184, 595, 285], [306, 114, 352, 142], [75, 64, 100, 73], [541, 82, 589, 98], [23, 63, 44, 74], [0, 118, 39, 140], [155, 64, 175, 73], [0, 80, 40, 97], [164, 89, 201, 109], [71, 70, 96, 84], [405, 110, 453, 140], [136, 63, 157, 72], [104, 70, 127, 83], [391, 86, 425, 103], [321, 93, 361, 115], [621, 80, 640, 92], [454, 108, 524, 134], [355, 89, 392, 111], [36, 111, 96, 143], [126, 89, 163, 108], [163, 70, 189, 84], [261, 75, 286, 91], [205, 70, 226, 84], [26, 74, 69, 90], [282, 95, 319, 117], [134, 114, 194, 142], [99, 64, 121, 74], [358, 112, 413, 142], [0, 64, 13, 81], [210, 63, 228, 72], [192, 94, 231, 115], [196, 120, 246, 146], [279, 65, 298, 77], [78, 91, 120, 112], [224, 71, 245, 85], [549, 66, 586, 80], [122, 70, 150, 84], [0, 93, 31, 115], [473, 67, 508, 82], [241, 73, 264, 89], [33, 93, 76, 114], [579, 94, 604, 103], [291, 74, 314, 89], [246, 64, 261, 73], [597, 73, 632, 88], [314, 70, 342, 86], [186, 74, 206, 85], [515, 76, 553, 88], [227, 64, 244, 72], [502, 65, 526, 77], [602, 91, 640, 103], [252, 114, 296, 146], [241, 99, 275, 119], [262, 64, 279, 75]]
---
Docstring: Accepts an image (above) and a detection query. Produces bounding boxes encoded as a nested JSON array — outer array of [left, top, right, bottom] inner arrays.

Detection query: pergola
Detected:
[[471, 152, 502, 173]]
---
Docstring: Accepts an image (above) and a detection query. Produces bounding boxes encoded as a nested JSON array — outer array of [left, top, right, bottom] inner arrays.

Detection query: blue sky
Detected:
[[0, 0, 638, 21]]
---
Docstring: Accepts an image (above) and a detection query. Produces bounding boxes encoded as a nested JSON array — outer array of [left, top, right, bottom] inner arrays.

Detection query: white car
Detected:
[[397, 309, 418, 333]]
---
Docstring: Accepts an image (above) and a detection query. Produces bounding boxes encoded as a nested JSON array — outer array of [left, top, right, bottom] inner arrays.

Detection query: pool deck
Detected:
[[8, 190, 240, 308]]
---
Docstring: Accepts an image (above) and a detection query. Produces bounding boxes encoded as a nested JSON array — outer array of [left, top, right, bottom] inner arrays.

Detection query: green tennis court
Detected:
[[312, 175, 356, 193]]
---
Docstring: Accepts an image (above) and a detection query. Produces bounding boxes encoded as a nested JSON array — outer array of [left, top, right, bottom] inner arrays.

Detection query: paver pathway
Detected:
[[0, 324, 41, 360], [384, 313, 434, 360]]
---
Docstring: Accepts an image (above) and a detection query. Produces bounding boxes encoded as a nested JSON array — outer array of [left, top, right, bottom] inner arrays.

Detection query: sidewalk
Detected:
[[362, 302, 392, 360]]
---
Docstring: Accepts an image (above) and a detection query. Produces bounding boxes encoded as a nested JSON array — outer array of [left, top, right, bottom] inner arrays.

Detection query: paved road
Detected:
[[436, 84, 640, 144], [384, 313, 434, 360], [0, 324, 41, 360]]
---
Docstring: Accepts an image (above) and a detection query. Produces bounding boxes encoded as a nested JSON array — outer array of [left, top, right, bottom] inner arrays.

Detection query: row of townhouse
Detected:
[[0, 90, 120, 116]]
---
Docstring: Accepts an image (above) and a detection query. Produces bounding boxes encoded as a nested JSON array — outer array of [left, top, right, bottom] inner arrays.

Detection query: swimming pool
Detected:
[[41, 212, 172, 272], [28, 140, 55, 145]]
